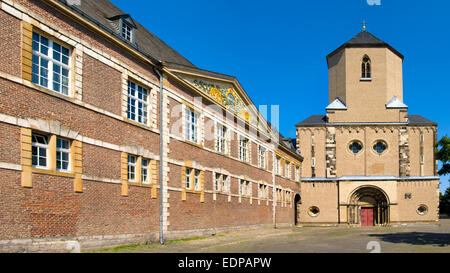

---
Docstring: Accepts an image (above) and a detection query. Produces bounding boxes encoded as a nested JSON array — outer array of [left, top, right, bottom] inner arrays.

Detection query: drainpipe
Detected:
[[154, 66, 164, 245]]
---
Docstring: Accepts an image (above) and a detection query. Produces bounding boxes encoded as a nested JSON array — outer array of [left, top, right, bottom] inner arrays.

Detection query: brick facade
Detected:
[[0, 0, 302, 252]]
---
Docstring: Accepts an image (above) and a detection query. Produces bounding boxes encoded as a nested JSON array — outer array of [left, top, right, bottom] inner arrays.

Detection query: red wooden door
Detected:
[[361, 208, 374, 226]]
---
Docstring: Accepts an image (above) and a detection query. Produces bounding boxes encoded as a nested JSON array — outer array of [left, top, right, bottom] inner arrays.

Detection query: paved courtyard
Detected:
[[92, 219, 450, 253]]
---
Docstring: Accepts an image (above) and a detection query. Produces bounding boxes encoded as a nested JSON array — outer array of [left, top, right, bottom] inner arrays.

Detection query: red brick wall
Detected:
[[82, 55, 122, 116], [0, 123, 21, 165], [0, 10, 21, 78], [82, 144, 121, 180]]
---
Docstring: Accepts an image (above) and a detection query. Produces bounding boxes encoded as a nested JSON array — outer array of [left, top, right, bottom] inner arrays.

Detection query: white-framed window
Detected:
[[216, 124, 227, 154], [312, 157, 316, 167], [121, 20, 134, 43], [141, 158, 150, 184], [285, 161, 290, 178], [194, 170, 200, 191], [32, 133, 49, 169], [239, 137, 249, 162], [127, 155, 137, 182], [214, 173, 229, 193], [185, 108, 199, 143], [258, 146, 266, 169], [56, 138, 70, 172], [127, 80, 149, 125], [258, 184, 265, 199], [222, 175, 228, 193], [295, 166, 300, 181], [32, 32, 71, 96], [240, 180, 251, 197], [185, 168, 192, 190], [275, 157, 282, 175], [214, 173, 221, 192]]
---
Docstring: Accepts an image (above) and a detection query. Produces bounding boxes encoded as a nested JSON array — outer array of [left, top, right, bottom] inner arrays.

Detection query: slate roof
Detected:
[[408, 115, 438, 126], [327, 31, 404, 61], [60, 0, 196, 67], [296, 115, 437, 127]]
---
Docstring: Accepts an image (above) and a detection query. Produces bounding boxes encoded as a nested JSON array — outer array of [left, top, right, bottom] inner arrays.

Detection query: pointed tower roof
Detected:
[[327, 31, 404, 62]]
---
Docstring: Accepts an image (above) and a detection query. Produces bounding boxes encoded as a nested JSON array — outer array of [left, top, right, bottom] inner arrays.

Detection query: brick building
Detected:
[[0, 0, 303, 252], [296, 31, 440, 226]]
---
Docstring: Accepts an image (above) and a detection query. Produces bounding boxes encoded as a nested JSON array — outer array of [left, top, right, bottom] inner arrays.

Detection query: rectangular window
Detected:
[[185, 108, 199, 143], [216, 124, 227, 153], [239, 137, 248, 162], [222, 175, 228, 193], [258, 146, 266, 169], [127, 81, 149, 125], [32, 133, 49, 168], [276, 157, 281, 175], [185, 168, 192, 190], [56, 138, 70, 172], [259, 184, 264, 199], [215, 173, 221, 192], [141, 159, 150, 184], [194, 170, 200, 191], [127, 155, 137, 182], [295, 166, 300, 181], [312, 157, 316, 168], [32, 32, 70, 96], [121, 21, 133, 42], [285, 162, 290, 178]]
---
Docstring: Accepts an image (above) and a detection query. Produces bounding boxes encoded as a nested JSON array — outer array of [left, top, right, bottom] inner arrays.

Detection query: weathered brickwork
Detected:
[[0, 0, 302, 252], [0, 10, 21, 77], [82, 55, 122, 116]]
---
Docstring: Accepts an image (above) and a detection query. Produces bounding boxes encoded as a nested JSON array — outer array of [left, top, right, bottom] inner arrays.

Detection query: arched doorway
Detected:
[[294, 194, 301, 225], [348, 186, 389, 226]]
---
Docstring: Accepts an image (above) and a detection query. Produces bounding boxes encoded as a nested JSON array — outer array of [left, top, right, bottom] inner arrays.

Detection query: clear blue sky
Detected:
[[110, 0, 449, 192]]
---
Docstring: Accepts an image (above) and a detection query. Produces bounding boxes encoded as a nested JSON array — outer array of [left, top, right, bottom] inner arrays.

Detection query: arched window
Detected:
[[361, 56, 371, 79]]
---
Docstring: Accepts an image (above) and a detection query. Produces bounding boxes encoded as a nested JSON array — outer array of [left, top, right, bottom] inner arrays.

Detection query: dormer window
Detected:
[[121, 20, 134, 42], [109, 15, 137, 44], [361, 55, 371, 79]]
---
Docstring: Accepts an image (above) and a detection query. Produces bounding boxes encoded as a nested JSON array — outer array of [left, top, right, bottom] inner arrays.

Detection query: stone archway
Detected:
[[348, 186, 389, 226], [294, 194, 301, 226]]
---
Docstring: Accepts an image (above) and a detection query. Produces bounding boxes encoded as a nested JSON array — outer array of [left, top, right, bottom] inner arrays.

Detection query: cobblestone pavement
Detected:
[[92, 219, 450, 253]]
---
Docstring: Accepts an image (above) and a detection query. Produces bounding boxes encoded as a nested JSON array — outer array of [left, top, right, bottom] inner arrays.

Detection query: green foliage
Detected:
[[436, 136, 450, 176]]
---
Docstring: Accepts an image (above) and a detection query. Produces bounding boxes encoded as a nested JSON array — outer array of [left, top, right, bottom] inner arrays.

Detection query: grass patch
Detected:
[[167, 235, 209, 244]]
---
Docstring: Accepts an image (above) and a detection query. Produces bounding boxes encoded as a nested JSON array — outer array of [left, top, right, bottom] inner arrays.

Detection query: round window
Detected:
[[349, 141, 363, 155], [373, 141, 387, 155], [308, 206, 320, 217], [417, 205, 428, 215]]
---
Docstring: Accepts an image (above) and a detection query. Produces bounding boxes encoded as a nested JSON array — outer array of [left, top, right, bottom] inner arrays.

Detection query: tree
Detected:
[[436, 136, 450, 176]]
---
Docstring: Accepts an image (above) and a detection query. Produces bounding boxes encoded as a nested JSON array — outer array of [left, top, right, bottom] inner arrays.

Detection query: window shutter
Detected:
[[120, 152, 128, 196], [20, 128, 33, 188], [72, 140, 83, 193], [151, 160, 158, 199], [22, 22, 33, 82], [181, 166, 186, 201], [200, 171, 205, 203]]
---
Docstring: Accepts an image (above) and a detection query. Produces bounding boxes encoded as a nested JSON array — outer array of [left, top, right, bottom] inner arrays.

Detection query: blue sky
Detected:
[[110, 0, 449, 192]]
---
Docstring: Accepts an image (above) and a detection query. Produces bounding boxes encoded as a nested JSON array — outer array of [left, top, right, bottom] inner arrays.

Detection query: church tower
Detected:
[[295, 29, 439, 227], [326, 30, 408, 123]]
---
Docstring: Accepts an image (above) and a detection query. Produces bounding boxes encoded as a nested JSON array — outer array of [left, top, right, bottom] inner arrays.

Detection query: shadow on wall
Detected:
[[368, 232, 450, 247]]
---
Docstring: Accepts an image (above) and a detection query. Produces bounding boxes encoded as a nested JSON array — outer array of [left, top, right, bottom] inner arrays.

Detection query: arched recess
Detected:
[[347, 186, 390, 226], [294, 194, 301, 225]]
